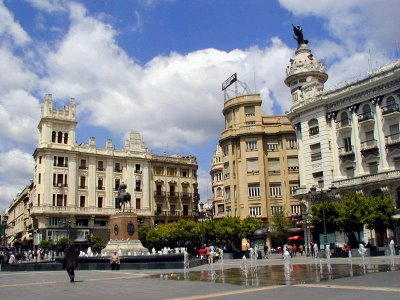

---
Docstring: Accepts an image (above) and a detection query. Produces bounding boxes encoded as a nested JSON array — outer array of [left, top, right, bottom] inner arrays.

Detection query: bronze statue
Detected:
[[292, 24, 308, 46], [116, 183, 131, 212]]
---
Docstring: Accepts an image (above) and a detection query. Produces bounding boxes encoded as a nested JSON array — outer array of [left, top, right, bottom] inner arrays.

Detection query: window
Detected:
[[218, 204, 224, 213], [156, 184, 162, 195], [167, 167, 177, 176], [80, 196, 85, 207], [37, 194, 40, 206], [343, 137, 352, 152], [57, 131, 62, 143], [266, 138, 279, 151], [80, 176, 86, 188], [223, 163, 230, 179], [345, 166, 354, 178], [76, 218, 88, 227], [313, 172, 324, 188], [214, 172, 222, 182], [115, 162, 122, 172], [287, 157, 299, 171], [49, 216, 67, 226], [310, 143, 322, 161], [246, 121, 256, 126], [271, 206, 283, 215], [181, 169, 189, 177], [309, 119, 319, 136], [245, 106, 255, 116], [246, 140, 257, 151], [287, 138, 297, 149], [52, 131, 56, 142], [63, 133, 68, 144], [136, 198, 141, 209], [97, 197, 103, 208], [135, 180, 141, 191], [154, 166, 163, 175], [224, 187, 231, 200], [291, 205, 301, 215], [97, 161, 104, 171], [80, 159, 87, 169], [115, 179, 120, 190], [289, 182, 299, 195], [94, 218, 107, 227], [53, 194, 66, 206], [269, 184, 282, 197], [248, 183, 260, 198], [38, 173, 41, 184], [247, 159, 259, 173], [368, 162, 378, 174], [249, 206, 261, 216], [222, 144, 229, 156], [97, 177, 103, 190], [268, 158, 280, 173], [54, 156, 68, 167], [135, 164, 141, 173], [169, 185, 176, 196]]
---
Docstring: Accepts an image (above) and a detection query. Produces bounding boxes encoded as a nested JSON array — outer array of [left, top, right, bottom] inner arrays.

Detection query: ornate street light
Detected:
[[307, 184, 337, 247], [193, 202, 214, 247]]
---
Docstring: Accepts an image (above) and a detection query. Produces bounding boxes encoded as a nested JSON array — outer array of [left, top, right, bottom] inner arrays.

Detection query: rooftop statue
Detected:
[[292, 24, 308, 46]]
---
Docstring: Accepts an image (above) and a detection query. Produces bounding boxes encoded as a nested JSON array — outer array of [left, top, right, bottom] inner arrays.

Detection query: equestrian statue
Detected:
[[116, 183, 131, 212]]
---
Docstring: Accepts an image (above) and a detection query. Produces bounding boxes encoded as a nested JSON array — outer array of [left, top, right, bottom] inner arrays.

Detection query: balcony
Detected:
[[335, 118, 352, 131], [53, 163, 68, 168], [97, 186, 104, 190], [385, 133, 400, 151], [382, 103, 400, 116], [168, 192, 179, 198], [135, 188, 142, 192], [154, 191, 166, 197], [357, 111, 374, 123], [361, 139, 378, 152], [338, 146, 355, 160], [180, 192, 192, 199], [114, 168, 123, 173], [97, 167, 105, 171], [53, 183, 68, 187], [288, 166, 299, 172], [79, 185, 87, 189], [79, 166, 87, 170]]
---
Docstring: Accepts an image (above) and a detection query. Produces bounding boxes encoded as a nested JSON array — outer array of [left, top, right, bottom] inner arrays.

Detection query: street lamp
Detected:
[[59, 220, 74, 245], [308, 184, 337, 248], [193, 202, 214, 247]]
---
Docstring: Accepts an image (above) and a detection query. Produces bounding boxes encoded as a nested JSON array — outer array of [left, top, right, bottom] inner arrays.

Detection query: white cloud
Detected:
[[0, 149, 34, 213], [25, 0, 67, 13], [0, 0, 31, 46], [40, 3, 292, 151]]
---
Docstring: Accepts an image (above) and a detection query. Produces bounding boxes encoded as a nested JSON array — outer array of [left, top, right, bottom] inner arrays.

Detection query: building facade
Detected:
[[30, 94, 199, 247], [210, 93, 301, 224], [285, 36, 400, 244]]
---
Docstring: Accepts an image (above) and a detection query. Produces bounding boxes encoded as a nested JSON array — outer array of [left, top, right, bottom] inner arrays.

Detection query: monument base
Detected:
[[101, 240, 149, 256]]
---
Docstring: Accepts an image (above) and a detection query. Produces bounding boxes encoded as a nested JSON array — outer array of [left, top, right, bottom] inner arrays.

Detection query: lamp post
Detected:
[[59, 220, 74, 245], [308, 185, 337, 248], [193, 202, 214, 247]]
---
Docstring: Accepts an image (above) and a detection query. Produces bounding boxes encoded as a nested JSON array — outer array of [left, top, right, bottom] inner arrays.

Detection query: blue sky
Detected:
[[0, 0, 399, 213]]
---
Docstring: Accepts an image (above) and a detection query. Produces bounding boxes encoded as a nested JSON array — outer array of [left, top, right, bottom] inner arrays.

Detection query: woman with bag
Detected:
[[64, 245, 79, 282]]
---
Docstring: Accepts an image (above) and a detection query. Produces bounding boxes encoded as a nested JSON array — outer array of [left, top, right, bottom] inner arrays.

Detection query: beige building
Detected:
[[30, 94, 199, 247], [4, 183, 33, 248], [211, 93, 301, 223]]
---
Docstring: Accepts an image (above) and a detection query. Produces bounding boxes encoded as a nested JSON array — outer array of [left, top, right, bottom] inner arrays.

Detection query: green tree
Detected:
[[336, 192, 367, 247], [241, 217, 263, 239], [90, 234, 106, 254], [56, 237, 70, 253], [213, 217, 242, 251], [39, 240, 53, 250], [310, 200, 340, 235], [269, 211, 292, 247], [364, 195, 396, 246]]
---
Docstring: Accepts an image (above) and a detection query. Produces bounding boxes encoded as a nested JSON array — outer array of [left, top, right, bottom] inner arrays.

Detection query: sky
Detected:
[[0, 0, 399, 214]]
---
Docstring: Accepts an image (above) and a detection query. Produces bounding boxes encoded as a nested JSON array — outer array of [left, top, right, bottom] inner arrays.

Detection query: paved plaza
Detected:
[[0, 256, 399, 300]]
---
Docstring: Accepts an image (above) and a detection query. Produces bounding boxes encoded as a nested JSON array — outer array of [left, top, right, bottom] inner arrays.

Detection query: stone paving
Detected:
[[0, 256, 399, 300]]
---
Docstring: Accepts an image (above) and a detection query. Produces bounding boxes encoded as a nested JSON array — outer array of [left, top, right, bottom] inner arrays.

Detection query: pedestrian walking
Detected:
[[63, 244, 79, 282]]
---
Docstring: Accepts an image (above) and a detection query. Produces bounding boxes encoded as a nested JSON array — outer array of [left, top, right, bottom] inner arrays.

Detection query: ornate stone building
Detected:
[[285, 30, 400, 245], [210, 92, 301, 224], [30, 94, 199, 247]]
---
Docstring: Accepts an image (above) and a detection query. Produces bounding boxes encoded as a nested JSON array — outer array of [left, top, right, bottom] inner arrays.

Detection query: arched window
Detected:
[[57, 131, 62, 143], [362, 104, 371, 113], [308, 119, 319, 136], [52, 131, 56, 142], [371, 188, 383, 198], [340, 111, 349, 126], [386, 96, 395, 106], [64, 133, 68, 144], [216, 187, 222, 197]]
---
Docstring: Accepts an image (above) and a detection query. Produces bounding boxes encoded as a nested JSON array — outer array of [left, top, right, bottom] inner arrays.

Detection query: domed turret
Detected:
[[285, 26, 328, 107]]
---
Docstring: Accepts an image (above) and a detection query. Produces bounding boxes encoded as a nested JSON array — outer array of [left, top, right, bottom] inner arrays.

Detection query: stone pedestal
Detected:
[[101, 212, 149, 256]]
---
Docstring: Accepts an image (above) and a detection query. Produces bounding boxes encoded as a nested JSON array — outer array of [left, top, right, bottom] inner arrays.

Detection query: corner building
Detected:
[[285, 39, 400, 244], [211, 93, 301, 224], [31, 95, 199, 247]]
